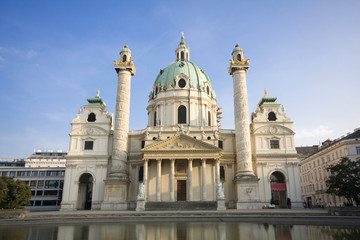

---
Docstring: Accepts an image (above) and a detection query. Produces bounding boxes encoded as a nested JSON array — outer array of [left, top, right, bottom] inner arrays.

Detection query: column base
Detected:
[[101, 178, 129, 210], [217, 199, 226, 211], [136, 199, 146, 211], [234, 174, 260, 209], [60, 201, 76, 211]]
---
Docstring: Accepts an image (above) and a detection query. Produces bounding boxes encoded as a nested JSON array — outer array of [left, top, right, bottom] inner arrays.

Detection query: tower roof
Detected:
[[120, 45, 131, 53], [232, 44, 243, 53], [86, 89, 107, 108], [258, 89, 277, 106]]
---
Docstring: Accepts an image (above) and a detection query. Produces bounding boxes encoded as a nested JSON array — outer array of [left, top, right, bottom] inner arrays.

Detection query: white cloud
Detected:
[[26, 50, 38, 58], [295, 125, 333, 139]]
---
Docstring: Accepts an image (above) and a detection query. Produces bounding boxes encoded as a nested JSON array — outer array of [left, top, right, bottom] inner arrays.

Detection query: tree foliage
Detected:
[[326, 157, 360, 206], [0, 176, 31, 209]]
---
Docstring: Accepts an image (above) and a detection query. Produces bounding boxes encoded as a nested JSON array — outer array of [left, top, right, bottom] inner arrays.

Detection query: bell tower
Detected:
[[229, 44, 260, 209], [101, 45, 136, 210], [175, 32, 190, 61]]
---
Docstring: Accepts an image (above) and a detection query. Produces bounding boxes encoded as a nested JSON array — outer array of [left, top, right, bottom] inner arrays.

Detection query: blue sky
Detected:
[[1, 0, 359, 158]]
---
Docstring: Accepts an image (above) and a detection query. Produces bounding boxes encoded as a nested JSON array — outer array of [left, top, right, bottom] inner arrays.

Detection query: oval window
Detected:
[[178, 79, 186, 88]]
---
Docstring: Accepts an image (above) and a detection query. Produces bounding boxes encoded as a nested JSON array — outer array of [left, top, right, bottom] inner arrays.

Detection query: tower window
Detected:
[[181, 51, 184, 61], [153, 111, 157, 126], [178, 105, 186, 124], [84, 141, 94, 150], [178, 79, 186, 88], [268, 112, 277, 121], [208, 111, 211, 126], [270, 140, 280, 149], [218, 140, 223, 149], [138, 166, 144, 182], [177, 52, 179, 60], [123, 55, 127, 62], [207, 86, 210, 95], [87, 113, 96, 122], [155, 86, 158, 95], [141, 140, 145, 149], [220, 166, 225, 181], [237, 54, 241, 61]]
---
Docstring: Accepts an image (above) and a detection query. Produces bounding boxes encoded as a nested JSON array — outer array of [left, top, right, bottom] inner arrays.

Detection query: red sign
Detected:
[[271, 183, 286, 191]]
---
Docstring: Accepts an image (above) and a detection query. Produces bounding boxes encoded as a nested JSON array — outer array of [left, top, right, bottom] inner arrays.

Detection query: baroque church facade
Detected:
[[61, 35, 302, 211]]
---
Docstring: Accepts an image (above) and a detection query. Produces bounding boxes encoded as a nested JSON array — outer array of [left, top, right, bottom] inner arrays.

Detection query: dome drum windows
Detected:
[[178, 105, 186, 124], [178, 79, 186, 88]]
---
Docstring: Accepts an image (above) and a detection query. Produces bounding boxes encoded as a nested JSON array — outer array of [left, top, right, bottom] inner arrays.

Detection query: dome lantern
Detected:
[[120, 45, 132, 62], [175, 32, 190, 61], [232, 44, 244, 61]]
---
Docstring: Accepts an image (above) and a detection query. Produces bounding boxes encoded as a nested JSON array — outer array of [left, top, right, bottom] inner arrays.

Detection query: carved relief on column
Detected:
[[232, 69, 254, 176], [110, 69, 132, 179], [188, 158, 193, 201], [201, 158, 207, 201], [170, 159, 175, 201]]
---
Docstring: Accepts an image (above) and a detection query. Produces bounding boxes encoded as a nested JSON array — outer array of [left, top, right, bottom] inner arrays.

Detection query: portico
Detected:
[[141, 134, 222, 202]]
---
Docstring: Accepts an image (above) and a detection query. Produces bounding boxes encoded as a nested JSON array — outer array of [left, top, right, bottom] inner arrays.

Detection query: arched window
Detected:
[[208, 111, 211, 126], [237, 54, 241, 61], [178, 105, 186, 124], [155, 86, 158, 95], [153, 111, 157, 126], [207, 86, 210, 95], [220, 166, 225, 181], [177, 52, 179, 60], [268, 112, 277, 121], [123, 55, 127, 62], [270, 171, 285, 183], [87, 113, 96, 122], [181, 51, 184, 61]]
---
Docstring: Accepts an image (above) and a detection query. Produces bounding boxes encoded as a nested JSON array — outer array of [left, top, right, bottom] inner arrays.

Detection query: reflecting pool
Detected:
[[1, 222, 359, 240]]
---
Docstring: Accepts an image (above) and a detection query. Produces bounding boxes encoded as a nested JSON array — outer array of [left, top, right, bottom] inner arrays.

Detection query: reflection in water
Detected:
[[0, 222, 359, 240]]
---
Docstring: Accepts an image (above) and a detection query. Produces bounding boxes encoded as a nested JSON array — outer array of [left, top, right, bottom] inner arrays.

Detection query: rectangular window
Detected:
[[270, 140, 279, 149], [1, 171, 8, 176], [31, 171, 38, 177], [36, 190, 43, 196], [9, 171, 16, 177], [35, 200, 42, 206], [356, 146, 360, 154], [37, 180, 44, 188], [84, 141, 94, 150], [218, 140, 223, 149], [39, 171, 46, 176], [30, 181, 37, 188], [141, 140, 145, 149]]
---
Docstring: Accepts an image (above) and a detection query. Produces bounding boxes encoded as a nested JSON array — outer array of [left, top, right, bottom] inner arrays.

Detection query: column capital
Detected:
[[187, 158, 193, 161]]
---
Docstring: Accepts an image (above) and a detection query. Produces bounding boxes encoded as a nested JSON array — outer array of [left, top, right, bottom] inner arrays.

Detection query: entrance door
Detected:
[[77, 173, 93, 210], [177, 180, 186, 201]]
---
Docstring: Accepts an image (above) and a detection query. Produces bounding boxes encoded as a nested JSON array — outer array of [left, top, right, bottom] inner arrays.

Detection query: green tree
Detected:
[[0, 176, 31, 209], [326, 157, 360, 206]]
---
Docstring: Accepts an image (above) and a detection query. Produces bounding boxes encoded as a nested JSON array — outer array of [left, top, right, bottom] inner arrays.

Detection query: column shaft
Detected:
[[232, 69, 254, 176], [188, 159, 193, 201], [201, 159, 206, 200], [156, 159, 162, 201], [170, 159, 175, 201], [110, 70, 132, 179], [144, 159, 148, 200], [215, 159, 220, 184]]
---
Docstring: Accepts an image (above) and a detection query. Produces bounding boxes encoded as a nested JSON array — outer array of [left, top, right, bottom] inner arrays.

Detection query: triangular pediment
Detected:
[[142, 134, 221, 152]]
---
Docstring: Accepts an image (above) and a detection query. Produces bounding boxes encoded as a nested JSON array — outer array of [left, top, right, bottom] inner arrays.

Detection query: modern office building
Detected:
[[0, 150, 66, 210]]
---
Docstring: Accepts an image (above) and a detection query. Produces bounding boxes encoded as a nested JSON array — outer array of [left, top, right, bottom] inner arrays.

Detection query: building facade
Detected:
[[0, 150, 66, 210], [61, 35, 302, 211], [299, 129, 360, 207]]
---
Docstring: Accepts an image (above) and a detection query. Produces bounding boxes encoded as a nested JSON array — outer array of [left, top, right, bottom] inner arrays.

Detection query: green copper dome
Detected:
[[154, 61, 210, 91], [120, 45, 131, 53], [232, 44, 243, 53]]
